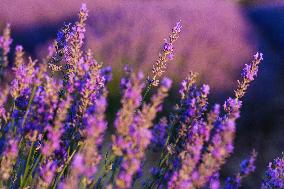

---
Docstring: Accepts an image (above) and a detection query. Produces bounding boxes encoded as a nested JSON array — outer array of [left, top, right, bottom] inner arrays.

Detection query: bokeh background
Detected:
[[0, 0, 283, 188]]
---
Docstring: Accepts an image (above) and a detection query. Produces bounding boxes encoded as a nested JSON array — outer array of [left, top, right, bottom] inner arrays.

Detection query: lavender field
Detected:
[[0, 1, 283, 189]]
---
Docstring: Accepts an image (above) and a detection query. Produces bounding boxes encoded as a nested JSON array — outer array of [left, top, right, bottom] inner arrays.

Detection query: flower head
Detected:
[[235, 52, 263, 99], [262, 153, 284, 189], [150, 21, 182, 86]]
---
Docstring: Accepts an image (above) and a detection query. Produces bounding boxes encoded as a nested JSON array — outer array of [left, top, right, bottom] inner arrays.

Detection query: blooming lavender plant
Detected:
[[262, 153, 284, 189], [225, 150, 257, 189], [0, 3, 275, 189]]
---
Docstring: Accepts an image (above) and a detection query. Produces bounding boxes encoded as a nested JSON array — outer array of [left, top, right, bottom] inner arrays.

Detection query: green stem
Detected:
[[52, 146, 80, 189], [20, 141, 35, 188], [140, 84, 152, 109], [21, 85, 37, 129], [28, 153, 42, 186], [94, 153, 117, 189], [146, 126, 176, 189]]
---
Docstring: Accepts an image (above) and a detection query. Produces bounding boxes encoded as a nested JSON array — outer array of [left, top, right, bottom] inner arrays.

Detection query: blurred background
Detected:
[[0, 0, 283, 188]]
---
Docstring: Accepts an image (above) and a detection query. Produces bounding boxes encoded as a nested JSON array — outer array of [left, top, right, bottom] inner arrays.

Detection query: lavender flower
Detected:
[[48, 24, 70, 72], [114, 76, 172, 188], [0, 23, 12, 67], [0, 3, 267, 189], [235, 52, 263, 99], [149, 21, 182, 87], [189, 53, 263, 188], [192, 100, 240, 188], [0, 85, 9, 122], [169, 115, 219, 189], [77, 51, 105, 118], [168, 82, 211, 189], [38, 161, 57, 189], [63, 3, 88, 88], [262, 153, 284, 189], [38, 95, 72, 188], [166, 53, 263, 188], [225, 150, 257, 189], [151, 118, 168, 151], [209, 173, 221, 189], [112, 71, 144, 156], [14, 45, 24, 67], [0, 138, 19, 182], [112, 70, 145, 188], [10, 48, 36, 99], [62, 95, 107, 187]]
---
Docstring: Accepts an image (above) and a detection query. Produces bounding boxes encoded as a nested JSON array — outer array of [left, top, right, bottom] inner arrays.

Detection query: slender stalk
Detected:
[[141, 84, 152, 106], [20, 141, 35, 188], [52, 145, 80, 189], [146, 123, 178, 189], [92, 152, 115, 188], [21, 85, 37, 129], [11, 102, 16, 134], [27, 153, 42, 187]]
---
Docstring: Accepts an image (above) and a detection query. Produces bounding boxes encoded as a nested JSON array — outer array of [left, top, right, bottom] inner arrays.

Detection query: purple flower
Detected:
[[0, 138, 19, 181], [225, 150, 257, 189], [150, 21, 182, 86], [15, 94, 29, 110], [201, 84, 210, 96], [56, 30, 67, 50], [240, 151, 257, 176], [62, 94, 107, 187], [173, 20, 182, 33], [37, 95, 72, 188], [254, 52, 263, 61], [242, 64, 255, 81], [150, 118, 168, 151], [224, 97, 242, 118], [164, 40, 174, 52], [235, 52, 263, 99], [161, 77, 172, 89], [262, 153, 284, 189], [72, 154, 85, 173], [209, 173, 220, 189], [100, 66, 112, 83], [39, 161, 57, 188], [10, 50, 36, 99], [113, 72, 171, 188], [0, 23, 12, 66], [62, 3, 88, 86]]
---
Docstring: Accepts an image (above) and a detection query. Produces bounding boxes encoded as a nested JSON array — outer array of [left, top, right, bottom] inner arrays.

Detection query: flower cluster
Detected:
[[235, 52, 263, 99], [262, 153, 284, 189], [148, 21, 182, 87], [0, 4, 109, 189], [0, 138, 18, 182], [0, 3, 274, 189], [148, 52, 263, 189], [114, 76, 172, 189], [225, 150, 257, 189]]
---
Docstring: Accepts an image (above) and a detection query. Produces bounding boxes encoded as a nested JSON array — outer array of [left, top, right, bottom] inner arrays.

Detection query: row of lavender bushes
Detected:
[[0, 0, 255, 91], [0, 4, 282, 189]]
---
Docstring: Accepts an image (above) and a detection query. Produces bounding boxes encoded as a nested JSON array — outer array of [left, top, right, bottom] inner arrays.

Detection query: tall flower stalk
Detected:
[[114, 76, 172, 189], [142, 21, 181, 104]]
